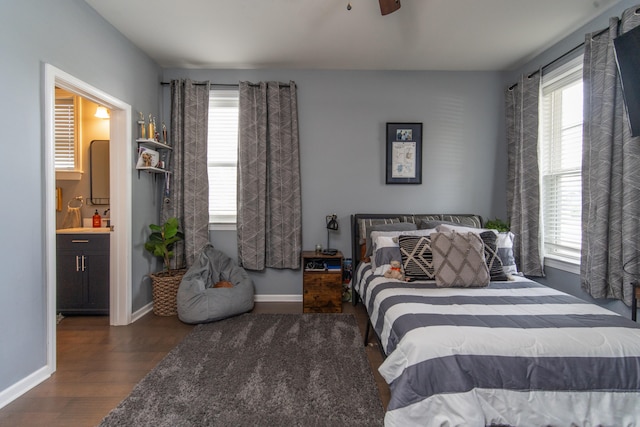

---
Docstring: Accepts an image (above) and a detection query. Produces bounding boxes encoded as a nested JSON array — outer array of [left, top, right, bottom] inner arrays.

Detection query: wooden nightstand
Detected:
[[302, 250, 343, 313]]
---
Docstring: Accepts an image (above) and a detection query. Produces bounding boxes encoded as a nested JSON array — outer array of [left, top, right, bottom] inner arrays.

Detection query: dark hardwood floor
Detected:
[[0, 302, 388, 427]]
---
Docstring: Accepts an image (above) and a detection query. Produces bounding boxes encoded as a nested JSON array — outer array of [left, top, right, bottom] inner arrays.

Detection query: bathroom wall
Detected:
[[55, 95, 110, 229]]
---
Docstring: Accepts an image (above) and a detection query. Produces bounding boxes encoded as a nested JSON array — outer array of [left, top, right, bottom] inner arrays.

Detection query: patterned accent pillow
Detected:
[[431, 231, 490, 288], [479, 231, 509, 281], [436, 224, 510, 281], [402, 214, 441, 225], [398, 235, 435, 281], [440, 214, 483, 228]]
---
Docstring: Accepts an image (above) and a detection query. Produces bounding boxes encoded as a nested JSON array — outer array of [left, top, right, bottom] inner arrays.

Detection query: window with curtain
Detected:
[[207, 89, 239, 226], [54, 88, 80, 177], [540, 55, 583, 265]]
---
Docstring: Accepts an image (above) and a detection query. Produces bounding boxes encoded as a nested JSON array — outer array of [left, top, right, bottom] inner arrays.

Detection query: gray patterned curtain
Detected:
[[161, 79, 211, 268], [237, 81, 302, 271], [505, 73, 544, 277], [581, 6, 640, 305]]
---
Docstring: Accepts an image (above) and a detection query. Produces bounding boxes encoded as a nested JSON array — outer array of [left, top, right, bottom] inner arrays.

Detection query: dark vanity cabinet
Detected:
[[56, 233, 110, 315]]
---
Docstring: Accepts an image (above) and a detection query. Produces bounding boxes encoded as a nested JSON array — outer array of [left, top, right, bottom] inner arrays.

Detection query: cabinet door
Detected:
[[303, 273, 342, 313], [84, 251, 109, 313], [56, 249, 84, 313]]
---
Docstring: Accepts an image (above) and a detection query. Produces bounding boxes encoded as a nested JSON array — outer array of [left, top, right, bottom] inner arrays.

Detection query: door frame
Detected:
[[44, 64, 133, 372]]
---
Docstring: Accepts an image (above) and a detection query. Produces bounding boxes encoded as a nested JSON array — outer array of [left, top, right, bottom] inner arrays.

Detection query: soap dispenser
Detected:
[[92, 209, 102, 228]]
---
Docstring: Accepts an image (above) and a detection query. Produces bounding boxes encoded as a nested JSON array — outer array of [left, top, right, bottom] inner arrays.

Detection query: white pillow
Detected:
[[371, 235, 400, 274]]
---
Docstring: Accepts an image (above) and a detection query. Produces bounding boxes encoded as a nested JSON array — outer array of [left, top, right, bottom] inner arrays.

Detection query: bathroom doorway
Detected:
[[44, 64, 133, 372]]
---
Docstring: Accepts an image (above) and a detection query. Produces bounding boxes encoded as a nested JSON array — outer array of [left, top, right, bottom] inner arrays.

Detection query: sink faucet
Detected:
[[103, 209, 111, 228]]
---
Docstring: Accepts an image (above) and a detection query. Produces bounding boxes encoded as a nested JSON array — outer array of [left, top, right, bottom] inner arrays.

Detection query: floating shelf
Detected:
[[135, 138, 173, 150]]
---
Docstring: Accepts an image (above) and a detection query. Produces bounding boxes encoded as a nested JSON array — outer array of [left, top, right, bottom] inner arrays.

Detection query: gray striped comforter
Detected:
[[355, 263, 640, 427]]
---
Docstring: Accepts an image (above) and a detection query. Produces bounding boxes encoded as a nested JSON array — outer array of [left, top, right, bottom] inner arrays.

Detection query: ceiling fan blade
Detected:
[[379, 0, 401, 15]]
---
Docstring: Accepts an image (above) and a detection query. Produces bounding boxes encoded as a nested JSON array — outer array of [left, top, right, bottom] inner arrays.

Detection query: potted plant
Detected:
[[484, 218, 510, 232], [145, 217, 186, 316]]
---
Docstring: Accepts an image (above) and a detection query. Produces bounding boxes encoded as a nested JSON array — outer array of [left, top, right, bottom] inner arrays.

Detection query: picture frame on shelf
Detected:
[[136, 146, 160, 169], [385, 122, 422, 184]]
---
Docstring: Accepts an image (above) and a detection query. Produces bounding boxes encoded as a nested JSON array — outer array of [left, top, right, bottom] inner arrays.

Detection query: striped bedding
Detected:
[[355, 262, 640, 427]]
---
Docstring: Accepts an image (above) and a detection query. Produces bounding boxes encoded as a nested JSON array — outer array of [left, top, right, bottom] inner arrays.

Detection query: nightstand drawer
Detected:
[[303, 285, 342, 313]]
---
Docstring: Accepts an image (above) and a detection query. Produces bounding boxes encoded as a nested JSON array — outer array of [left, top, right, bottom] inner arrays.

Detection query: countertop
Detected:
[[56, 227, 112, 234]]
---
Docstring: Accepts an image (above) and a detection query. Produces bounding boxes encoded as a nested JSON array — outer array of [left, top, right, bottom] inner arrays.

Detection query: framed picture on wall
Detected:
[[385, 122, 422, 184], [136, 147, 160, 169]]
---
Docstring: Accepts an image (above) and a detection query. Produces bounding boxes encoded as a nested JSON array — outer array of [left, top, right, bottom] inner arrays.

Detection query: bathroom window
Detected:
[[55, 88, 82, 180]]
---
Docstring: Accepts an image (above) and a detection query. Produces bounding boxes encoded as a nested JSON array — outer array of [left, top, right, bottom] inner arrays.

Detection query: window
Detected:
[[207, 89, 239, 225], [54, 88, 81, 178], [539, 56, 583, 264]]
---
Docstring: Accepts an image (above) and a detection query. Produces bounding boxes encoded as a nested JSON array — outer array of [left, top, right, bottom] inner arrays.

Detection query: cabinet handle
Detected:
[[71, 239, 90, 243], [81, 255, 86, 272], [75, 255, 80, 272]]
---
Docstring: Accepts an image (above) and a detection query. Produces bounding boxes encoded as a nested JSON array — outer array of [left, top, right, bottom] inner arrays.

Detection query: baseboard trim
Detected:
[[254, 294, 303, 303], [0, 365, 51, 410], [131, 302, 154, 323]]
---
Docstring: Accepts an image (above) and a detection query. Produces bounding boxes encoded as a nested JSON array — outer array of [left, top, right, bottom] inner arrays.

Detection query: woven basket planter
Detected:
[[150, 269, 186, 316]]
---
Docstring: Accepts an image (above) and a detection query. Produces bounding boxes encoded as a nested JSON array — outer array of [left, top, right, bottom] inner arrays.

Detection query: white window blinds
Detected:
[[54, 95, 78, 170], [540, 56, 583, 262], [207, 89, 239, 224]]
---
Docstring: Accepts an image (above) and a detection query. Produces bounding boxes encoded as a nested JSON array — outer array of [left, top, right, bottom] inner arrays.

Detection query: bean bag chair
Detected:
[[177, 244, 255, 324]]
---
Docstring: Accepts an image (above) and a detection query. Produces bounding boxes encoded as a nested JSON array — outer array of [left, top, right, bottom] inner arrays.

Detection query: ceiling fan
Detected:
[[346, 0, 401, 15]]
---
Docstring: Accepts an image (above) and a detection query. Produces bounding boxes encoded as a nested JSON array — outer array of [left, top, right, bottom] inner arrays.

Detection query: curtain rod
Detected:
[[508, 26, 609, 91], [160, 81, 290, 88]]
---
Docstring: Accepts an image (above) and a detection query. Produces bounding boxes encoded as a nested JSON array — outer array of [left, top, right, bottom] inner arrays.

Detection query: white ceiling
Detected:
[[85, 0, 620, 71]]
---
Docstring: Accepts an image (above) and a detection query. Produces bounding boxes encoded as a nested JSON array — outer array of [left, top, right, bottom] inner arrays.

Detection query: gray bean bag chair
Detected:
[[177, 244, 255, 324]]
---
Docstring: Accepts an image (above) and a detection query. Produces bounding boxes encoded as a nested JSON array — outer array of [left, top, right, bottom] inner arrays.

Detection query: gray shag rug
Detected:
[[98, 313, 384, 426]]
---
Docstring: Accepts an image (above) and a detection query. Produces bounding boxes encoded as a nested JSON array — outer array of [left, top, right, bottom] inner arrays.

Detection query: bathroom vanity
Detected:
[[56, 228, 110, 315]]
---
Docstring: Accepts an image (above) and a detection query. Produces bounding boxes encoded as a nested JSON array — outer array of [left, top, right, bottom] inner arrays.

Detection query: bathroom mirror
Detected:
[[89, 140, 110, 205]]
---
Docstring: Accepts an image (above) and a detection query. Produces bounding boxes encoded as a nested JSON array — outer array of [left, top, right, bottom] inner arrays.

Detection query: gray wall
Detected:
[[163, 68, 505, 295], [0, 0, 161, 393], [499, 0, 639, 318]]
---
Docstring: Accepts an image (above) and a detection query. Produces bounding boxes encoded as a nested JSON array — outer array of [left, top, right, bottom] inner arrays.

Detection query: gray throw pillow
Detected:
[[431, 231, 490, 288]]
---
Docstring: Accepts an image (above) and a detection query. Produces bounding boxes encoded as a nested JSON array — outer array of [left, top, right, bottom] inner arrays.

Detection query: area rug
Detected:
[[98, 313, 384, 426]]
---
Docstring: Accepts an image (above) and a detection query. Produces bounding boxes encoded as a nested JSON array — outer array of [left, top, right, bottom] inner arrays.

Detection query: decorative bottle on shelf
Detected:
[[148, 114, 154, 141], [153, 117, 159, 141], [162, 121, 167, 143], [138, 112, 146, 139], [92, 210, 102, 228]]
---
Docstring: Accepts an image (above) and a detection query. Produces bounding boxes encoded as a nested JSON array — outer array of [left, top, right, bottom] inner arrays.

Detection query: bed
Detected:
[[350, 213, 640, 427]]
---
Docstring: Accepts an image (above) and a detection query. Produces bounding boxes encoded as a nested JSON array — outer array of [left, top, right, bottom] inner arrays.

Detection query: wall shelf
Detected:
[[135, 138, 172, 179], [135, 138, 173, 150]]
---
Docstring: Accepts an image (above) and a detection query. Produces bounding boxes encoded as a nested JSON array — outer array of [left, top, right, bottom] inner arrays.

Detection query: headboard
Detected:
[[350, 213, 483, 269]]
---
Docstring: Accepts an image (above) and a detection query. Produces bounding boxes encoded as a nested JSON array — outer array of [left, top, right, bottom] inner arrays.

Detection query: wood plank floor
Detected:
[[0, 302, 388, 427]]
